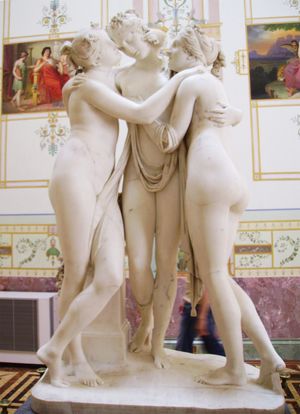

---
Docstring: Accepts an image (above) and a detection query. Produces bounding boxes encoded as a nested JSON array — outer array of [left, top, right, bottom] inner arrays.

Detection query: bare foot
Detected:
[[257, 357, 286, 394], [129, 325, 152, 353], [37, 344, 69, 387], [73, 362, 103, 387], [195, 366, 247, 386], [152, 348, 170, 369]]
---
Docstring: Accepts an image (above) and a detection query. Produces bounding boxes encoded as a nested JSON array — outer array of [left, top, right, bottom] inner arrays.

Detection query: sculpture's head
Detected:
[[107, 10, 165, 60], [167, 26, 225, 78], [61, 28, 121, 71]]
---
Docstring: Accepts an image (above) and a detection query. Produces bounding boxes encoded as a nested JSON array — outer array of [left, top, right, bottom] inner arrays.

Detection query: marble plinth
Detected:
[[82, 284, 130, 367], [31, 349, 285, 414]]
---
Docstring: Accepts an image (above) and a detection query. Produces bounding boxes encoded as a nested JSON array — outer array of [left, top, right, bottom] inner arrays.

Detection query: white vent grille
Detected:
[[0, 292, 58, 364], [0, 299, 38, 351]]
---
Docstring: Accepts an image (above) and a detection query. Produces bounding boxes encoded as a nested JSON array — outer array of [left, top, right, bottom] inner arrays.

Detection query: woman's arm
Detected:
[[158, 75, 202, 152], [80, 66, 203, 124], [12, 62, 22, 80], [33, 59, 46, 73], [160, 75, 243, 153], [205, 104, 242, 127]]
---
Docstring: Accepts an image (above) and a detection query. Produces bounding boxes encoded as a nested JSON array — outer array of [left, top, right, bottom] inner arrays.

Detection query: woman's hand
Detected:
[[205, 103, 243, 127], [144, 30, 160, 45], [64, 73, 88, 94], [62, 73, 88, 104], [176, 64, 206, 81], [71, 73, 88, 88]]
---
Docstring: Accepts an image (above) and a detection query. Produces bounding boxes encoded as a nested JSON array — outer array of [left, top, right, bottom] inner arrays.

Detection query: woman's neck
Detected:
[[133, 53, 164, 72], [86, 65, 112, 74]]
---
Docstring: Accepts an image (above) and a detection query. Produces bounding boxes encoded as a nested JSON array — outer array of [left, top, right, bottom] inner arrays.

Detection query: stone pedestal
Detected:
[[31, 350, 285, 414], [82, 283, 130, 368]]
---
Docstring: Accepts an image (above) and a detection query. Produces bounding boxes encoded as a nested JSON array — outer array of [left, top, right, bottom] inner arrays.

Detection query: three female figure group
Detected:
[[38, 16, 285, 391]]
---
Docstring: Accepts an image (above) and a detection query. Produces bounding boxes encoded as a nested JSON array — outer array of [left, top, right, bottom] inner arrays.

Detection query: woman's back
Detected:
[[185, 72, 244, 206], [186, 72, 229, 149]]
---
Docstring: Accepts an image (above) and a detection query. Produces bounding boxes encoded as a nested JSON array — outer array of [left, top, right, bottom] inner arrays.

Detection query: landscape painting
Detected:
[[247, 23, 300, 99]]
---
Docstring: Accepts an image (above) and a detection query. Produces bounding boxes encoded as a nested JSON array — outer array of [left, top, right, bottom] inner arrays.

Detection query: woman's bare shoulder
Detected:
[[182, 72, 219, 92]]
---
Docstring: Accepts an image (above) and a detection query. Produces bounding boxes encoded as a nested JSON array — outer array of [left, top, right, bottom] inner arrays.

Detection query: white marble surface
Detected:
[[31, 349, 285, 414]]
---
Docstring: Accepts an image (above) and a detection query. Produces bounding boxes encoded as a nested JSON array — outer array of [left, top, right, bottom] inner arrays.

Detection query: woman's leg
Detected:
[[152, 169, 180, 368], [186, 199, 247, 386], [12, 90, 22, 108], [226, 202, 285, 390], [38, 174, 96, 386], [122, 177, 156, 352], [38, 201, 125, 387]]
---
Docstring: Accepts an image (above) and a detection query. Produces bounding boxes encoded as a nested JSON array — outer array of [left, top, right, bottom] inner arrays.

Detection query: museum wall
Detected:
[[0, 0, 299, 347]]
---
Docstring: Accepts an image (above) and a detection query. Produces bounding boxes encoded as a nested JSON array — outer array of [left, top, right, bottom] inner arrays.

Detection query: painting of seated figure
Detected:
[[248, 22, 300, 99], [2, 38, 73, 114]]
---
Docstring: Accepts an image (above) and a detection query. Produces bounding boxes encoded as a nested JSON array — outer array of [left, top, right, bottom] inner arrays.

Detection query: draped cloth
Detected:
[[153, 121, 203, 316], [129, 122, 178, 192], [89, 136, 131, 264]]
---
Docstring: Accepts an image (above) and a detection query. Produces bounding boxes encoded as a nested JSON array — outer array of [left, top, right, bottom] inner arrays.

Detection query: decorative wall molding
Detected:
[[39, 0, 71, 37], [250, 101, 300, 181], [1, 218, 299, 278], [36, 112, 70, 156], [231, 49, 249, 75], [229, 220, 300, 277], [244, 0, 300, 24], [0, 113, 69, 189], [283, 0, 300, 14], [0, 223, 61, 277]]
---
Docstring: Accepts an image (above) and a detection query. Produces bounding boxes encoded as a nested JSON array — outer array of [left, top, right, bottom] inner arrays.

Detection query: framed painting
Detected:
[[2, 38, 73, 114], [247, 23, 300, 99]]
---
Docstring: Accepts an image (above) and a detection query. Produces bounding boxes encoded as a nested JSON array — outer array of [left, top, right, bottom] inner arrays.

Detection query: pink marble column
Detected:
[[208, 0, 220, 23], [133, 0, 144, 18], [148, 0, 160, 24], [192, 0, 204, 21]]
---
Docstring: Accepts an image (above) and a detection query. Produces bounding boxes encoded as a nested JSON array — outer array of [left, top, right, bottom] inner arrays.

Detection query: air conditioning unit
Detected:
[[0, 291, 59, 364]]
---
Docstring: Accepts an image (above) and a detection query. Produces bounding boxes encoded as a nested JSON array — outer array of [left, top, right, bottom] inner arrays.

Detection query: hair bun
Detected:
[[60, 41, 72, 56]]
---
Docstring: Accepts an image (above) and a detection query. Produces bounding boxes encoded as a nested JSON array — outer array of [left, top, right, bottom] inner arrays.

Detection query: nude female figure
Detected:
[[36, 27, 203, 388], [156, 26, 285, 389], [106, 13, 179, 368]]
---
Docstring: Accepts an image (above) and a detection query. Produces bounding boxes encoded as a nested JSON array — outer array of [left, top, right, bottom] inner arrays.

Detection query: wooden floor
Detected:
[[0, 361, 299, 414]]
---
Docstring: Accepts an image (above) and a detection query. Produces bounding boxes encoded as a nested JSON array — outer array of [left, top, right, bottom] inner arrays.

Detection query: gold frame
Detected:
[[243, 0, 300, 180], [0, 113, 68, 189], [244, 0, 300, 24]]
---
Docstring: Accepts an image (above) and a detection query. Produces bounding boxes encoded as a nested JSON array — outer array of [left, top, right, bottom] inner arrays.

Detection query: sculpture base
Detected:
[[31, 350, 285, 414]]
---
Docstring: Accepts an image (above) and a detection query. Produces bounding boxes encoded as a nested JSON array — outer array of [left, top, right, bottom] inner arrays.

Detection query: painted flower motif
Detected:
[[154, 0, 203, 37], [36, 113, 70, 156], [39, 1, 70, 35], [284, 0, 300, 11], [289, 0, 299, 8], [16, 238, 47, 266], [275, 235, 300, 266], [239, 231, 268, 244]]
